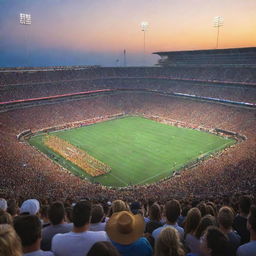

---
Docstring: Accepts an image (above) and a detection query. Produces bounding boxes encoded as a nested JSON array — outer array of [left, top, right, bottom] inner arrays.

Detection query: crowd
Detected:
[[0, 66, 255, 104], [0, 195, 256, 256]]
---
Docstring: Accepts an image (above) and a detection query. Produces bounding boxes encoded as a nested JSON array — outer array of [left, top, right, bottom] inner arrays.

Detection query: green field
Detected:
[[29, 116, 235, 187]]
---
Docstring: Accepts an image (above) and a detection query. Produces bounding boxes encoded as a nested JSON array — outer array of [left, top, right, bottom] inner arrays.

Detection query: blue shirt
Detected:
[[112, 237, 152, 256]]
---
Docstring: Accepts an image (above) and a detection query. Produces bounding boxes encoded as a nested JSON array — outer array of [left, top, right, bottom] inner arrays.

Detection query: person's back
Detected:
[[237, 205, 256, 256], [51, 201, 109, 256], [41, 202, 72, 251], [233, 195, 251, 245], [152, 200, 184, 240]]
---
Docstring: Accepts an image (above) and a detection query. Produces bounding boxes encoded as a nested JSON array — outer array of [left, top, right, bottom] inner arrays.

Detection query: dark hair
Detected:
[[184, 207, 201, 234], [7, 199, 18, 216], [48, 202, 65, 225], [248, 205, 256, 232], [239, 195, 251, 215], [205, 227, 229, 256], [91, 204, 104, 224], [149, 203, 161, 221], [72, 201, 92, 228], [87, 241, 120, 256], [13, 215, 41, 247], [195, 214, 216, 239], [165, 200, 181, 223]]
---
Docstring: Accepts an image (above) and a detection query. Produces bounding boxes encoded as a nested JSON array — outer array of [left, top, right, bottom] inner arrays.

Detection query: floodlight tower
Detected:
[[213, 16, 224, 49], [141, 21, 149, 65], [20, 13, 32, 66]]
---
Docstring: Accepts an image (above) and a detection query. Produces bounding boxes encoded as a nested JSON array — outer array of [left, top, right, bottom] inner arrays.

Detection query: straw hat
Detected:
[[106, 211, 145, 245]]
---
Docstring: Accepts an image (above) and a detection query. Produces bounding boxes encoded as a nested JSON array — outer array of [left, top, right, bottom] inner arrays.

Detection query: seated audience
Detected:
[[51, 201, 109, 256], [106, 210, 152, 256], [14, 215, 54, 256]]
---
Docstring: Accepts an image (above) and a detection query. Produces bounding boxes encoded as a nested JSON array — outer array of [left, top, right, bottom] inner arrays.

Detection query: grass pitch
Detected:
[[29, 116, 235, 187]]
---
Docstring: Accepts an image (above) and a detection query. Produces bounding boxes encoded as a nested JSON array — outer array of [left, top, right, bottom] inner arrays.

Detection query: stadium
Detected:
[[0, 47, 256, 201], [1, 2, 256, 255]]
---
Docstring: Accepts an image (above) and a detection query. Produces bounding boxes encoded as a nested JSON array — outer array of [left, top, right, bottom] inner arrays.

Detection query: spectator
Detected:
[[184, 208, 201, 254], [0, 224, 22, 256], [200, 226, 230, 256], [106, 210, 152, 256], [40, 205, 50, 228], [237, 205, 256, 256], [0, 210, 13, 225], [87, 241, 120, 256], [41, 201, 72, 251], [51, 201, 108, 256], [217, 206, 240, 255], [89, 204, 106, 231], [20, 199, 40, 216], [145, 203, 163, 234], [152, 200, 184, 240], [154, 226, 185, 256], [233, 195, 251, 244], [14, 215, 54, 256], [109, 200, 129, 217], [0, 198, 7, 212]]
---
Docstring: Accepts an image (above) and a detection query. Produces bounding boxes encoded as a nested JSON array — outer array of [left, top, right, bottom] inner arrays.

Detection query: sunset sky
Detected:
[[0, 0, 255, 67]]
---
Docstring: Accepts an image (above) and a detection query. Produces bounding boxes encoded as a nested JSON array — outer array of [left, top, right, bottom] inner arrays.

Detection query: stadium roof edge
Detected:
[[153, 47, 256, 56]]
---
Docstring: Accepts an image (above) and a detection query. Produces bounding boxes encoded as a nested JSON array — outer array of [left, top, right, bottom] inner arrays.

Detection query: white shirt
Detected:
[[51, 230, 109, 256]]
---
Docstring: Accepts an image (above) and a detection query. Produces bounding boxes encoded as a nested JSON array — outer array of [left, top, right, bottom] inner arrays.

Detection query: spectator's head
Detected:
[[197, 202, 207, 217], [87, 241, 120, 256], [7, 200, 18, 217], [0, 210, 13, 225], [13, 215, 41, 249], [200, 226, 229, 256], [130, 202, 141, 215], [110, 200, 129, 216], [184, 207, 201, 234], [165, 200, 181, 224], [0, 224, 22, 256], [195, 214, 216, 239], [91, 204, 104, 224], [106, 211, 144, 245], [65, 207, 73, 223], [149, 203, 161, 222], [154, 226, 185, 256], [217, 206, 234, 230], [72, 201, 92, 228], [20, 199, 40, 216], [247, 205, 256, 234], [48, 201, 65, 225], [0, 198, 7, 212], [239, 195, 251, 215]]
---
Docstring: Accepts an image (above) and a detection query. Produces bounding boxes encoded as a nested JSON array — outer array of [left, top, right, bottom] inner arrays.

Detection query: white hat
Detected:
[[0, 198, 7, 211], [20, 199, 40, 215]]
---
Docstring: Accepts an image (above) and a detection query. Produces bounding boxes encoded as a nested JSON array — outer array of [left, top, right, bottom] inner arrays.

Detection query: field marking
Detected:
[[107, 172, 129, 186]]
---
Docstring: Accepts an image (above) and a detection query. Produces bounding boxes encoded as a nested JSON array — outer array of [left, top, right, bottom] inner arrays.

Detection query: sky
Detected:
[[0, 0, 255, 67]]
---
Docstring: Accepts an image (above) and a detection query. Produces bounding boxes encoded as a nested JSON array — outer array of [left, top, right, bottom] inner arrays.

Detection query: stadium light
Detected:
[[20, 13, 32, 25], [19, 13, 32, 66], [140, 21, 149, 65], [213, 16, 224, 49]]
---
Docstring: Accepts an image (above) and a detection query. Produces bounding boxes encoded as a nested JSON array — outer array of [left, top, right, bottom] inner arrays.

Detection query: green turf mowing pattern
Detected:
[[29, 116, 236, 187]]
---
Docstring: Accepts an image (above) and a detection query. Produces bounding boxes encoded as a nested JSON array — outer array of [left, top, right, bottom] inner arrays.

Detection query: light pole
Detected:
[[20, 13, 32, 66], [213, 16, 224, 49], [141, 21, 149, 65]]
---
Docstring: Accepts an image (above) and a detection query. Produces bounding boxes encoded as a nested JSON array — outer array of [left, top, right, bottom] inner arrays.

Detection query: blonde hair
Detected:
[[109, 200, 129, 216], [0, 224, 22, 256], [154, 227, 185, 256]]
